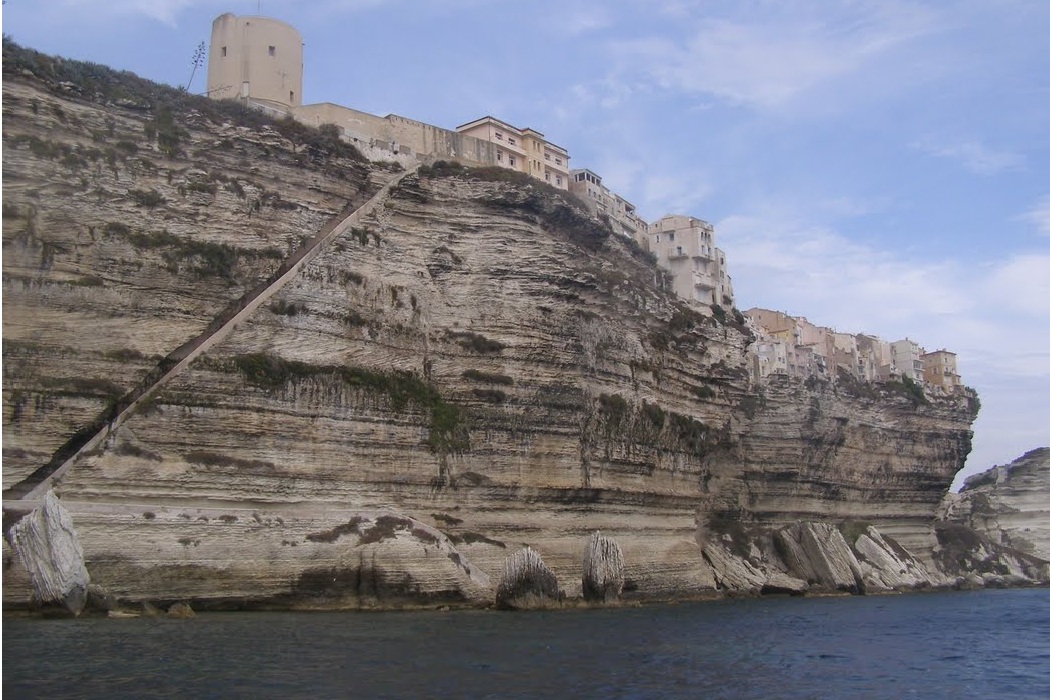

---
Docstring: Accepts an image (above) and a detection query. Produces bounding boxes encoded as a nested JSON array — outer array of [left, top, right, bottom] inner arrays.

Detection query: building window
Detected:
[[545, 172, 551, 182], [677, 246, 683, 256], [497, 151, 503, 162], [508, 137, 516, 145], [495, 132, 503, 140], [221, 46, 227, 57], [556, 176, 562, 186], [544, 153, 550, 160], [289, 90, 295, 103], [509, 155, 516, 167], [555, 158, 562, 165], [669, 232, 675, 241], [268, 46, 276, 57]]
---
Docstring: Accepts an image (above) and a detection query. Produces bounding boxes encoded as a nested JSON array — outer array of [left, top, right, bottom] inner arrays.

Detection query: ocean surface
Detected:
[[4, 588, 1049, 699]]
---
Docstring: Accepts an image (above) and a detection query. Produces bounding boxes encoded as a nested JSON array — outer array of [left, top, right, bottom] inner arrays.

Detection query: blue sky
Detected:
[[4, 0, 1048, 487]]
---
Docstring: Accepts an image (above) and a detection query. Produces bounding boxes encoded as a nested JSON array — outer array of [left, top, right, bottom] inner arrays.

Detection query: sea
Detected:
[[3, 588, 1049, 699]]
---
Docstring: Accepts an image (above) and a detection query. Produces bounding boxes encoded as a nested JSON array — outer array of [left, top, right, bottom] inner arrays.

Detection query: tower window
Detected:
[[221, 46, 227, 57], [268, 46, 276, 56]]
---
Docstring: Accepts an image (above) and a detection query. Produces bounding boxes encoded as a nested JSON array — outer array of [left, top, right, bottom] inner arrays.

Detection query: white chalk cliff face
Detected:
[[937, 448, 1050, 584], [6, 45, 1037, 613]]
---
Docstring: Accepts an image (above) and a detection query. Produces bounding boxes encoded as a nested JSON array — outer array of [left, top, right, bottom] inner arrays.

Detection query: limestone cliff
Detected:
[[934, 448, 1050, 585], [944, 448, 1050, 560], [3, 43, 1001, 612]]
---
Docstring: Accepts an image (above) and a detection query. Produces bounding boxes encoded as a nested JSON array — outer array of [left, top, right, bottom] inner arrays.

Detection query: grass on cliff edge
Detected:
[[417, 160, 636, 257], [2, 37, 364, 164], [227, 353, 468, 453]]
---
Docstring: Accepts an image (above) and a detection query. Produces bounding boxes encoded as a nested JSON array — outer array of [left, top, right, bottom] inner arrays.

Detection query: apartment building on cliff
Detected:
[[647, 215, 734, 308], [922, 350, 960, 390], [744, 308, 963, 391], [569, 169, 648, 241], [456, 116, 571, 190]]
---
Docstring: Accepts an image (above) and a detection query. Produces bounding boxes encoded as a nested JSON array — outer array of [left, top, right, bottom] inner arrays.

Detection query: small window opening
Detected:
[[268, 46, 276, 57]]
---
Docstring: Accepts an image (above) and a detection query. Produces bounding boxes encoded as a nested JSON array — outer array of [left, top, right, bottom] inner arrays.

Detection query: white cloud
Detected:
[[984, 253, 1050, 316], [913, 139, 1025, 175], [1021, 195, 1050, 236], [51, 0, 216, 24], [606, 1, 940, 109], [550, 5, 614, 37]]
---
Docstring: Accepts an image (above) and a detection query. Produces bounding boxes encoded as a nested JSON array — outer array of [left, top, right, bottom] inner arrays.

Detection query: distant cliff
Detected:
[[936, 448, 1050, 585], [5, 42, 1034, 614]]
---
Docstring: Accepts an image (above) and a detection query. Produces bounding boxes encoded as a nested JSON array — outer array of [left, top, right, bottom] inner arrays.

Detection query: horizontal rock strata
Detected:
[[3, 46, 1014, 611]]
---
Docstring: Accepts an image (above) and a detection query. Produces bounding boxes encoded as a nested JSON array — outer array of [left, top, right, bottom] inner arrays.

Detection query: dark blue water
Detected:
[[4, 588, 1049, 699]]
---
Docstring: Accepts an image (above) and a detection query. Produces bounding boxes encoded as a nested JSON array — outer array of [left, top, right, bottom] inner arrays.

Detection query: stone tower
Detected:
[[206, 13, 303, 108]]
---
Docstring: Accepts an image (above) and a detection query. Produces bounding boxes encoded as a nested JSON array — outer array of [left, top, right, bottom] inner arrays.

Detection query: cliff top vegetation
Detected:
[[2, 37, 364, 164]]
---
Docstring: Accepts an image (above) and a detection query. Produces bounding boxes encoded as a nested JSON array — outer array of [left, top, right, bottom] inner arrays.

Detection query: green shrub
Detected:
[[128, 188, 166, 208], [461, 369, 514, 385], [229, 353, 469, 453], [472, 389, 507, 403], [694, 385, 716, 400], [448, 331, 505, 354]]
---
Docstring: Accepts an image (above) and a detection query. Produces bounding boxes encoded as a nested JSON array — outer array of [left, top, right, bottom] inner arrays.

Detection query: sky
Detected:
[[3, 0, 1048, 488]]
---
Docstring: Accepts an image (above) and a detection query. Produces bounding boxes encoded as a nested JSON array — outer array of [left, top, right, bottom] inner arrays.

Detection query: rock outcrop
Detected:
[[496, 547, 560, 609], [933, 448, 1050, 587], [2, 43, 1012, 612], [943, 448, 1050, 560], [581, 531, 625, 602], [4, 491, 90, 614]]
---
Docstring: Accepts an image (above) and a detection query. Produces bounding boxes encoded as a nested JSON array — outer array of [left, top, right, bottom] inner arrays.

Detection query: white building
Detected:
[[647, 215, 734, 308]]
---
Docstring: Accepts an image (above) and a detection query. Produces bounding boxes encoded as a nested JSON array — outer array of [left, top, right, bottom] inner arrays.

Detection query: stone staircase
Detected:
[[3, 167, 417, 505]]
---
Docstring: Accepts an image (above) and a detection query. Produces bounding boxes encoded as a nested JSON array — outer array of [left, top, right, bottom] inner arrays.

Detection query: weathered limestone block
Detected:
[[777, 522, 862, 592], [945, 448, 1050, 560], [701, 540, 808, 595], [933, 522, 1048, 584], [581, 531, 625, 603], [852, 526, 935, 591], [762, 570, 810, 595], [496, 546, 560, 609], [5, 491, 90, 614], [701, 542, 766, 593]]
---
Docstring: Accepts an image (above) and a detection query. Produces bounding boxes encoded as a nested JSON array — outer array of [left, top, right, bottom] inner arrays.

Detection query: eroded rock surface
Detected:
[[944, 448, 1050, 560], [0, 45, 996, 610], [5, 491, 90, 614], [581, 531, 625, 602]]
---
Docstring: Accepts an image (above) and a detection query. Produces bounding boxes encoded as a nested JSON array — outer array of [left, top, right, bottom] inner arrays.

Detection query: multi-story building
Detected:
[[796, 317, 832, 380], [207, 14, 303, 109], [744, 311, 955, 390], [832, 332, 860, 380], [455, 116, 571, 190], [569, 169, 647, 242], [647, 215, 733, 308], [752, 335, 790, 380], [891, 339, 925, 383], [856, 334, 893, 382], [922, 350, 960, 391]]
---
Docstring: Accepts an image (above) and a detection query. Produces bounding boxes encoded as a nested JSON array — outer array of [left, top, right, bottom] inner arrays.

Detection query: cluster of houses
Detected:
[[206, 13, 959, 391], [744, 308, 962, 391]]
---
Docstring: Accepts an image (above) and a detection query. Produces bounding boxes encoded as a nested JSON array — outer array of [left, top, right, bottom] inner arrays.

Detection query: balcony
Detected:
[[693, 274, 716, 290]]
